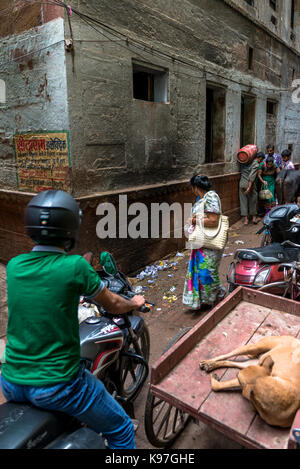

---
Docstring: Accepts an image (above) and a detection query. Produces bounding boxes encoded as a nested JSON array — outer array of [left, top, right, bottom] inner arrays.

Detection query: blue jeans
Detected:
[[0, 366, 135, 449]]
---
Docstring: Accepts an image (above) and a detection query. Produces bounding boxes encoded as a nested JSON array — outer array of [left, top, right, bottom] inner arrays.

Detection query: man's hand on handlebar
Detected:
[[130, 295, 146, 311], [90, 287, 145, 316]]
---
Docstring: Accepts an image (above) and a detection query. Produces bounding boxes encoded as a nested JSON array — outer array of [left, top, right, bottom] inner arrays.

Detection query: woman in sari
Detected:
[[183, 175, 226, 311], [258, 156, 280, 213]]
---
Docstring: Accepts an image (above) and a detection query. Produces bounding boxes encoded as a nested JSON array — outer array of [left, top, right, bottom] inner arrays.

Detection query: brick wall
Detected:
[[0, 173, 241, 274], [0, 1, 63, 39]]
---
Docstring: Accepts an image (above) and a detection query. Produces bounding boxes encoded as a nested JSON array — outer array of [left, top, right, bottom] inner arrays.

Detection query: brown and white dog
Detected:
[[200, 336, 300, 428]]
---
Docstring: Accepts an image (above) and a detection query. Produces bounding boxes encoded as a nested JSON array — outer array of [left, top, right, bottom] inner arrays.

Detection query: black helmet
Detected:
[[25, 190, 82, 251]]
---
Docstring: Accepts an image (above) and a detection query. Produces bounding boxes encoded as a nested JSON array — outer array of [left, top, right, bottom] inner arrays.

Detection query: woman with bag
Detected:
[[182, 175, 227, 312], [258, 156, 280, 213]]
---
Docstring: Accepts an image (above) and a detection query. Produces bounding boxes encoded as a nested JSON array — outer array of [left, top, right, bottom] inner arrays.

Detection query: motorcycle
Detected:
[[259, 204, 300, 247], [0, 251, 152, 449], [227, 204, 300, 295]]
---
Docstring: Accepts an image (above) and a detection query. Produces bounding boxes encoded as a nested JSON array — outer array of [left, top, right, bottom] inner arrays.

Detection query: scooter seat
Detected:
[[0, 402, 70, 449], [237, 243, 300, 264]]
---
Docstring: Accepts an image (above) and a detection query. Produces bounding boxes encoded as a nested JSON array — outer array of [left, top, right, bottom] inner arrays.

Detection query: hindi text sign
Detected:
[[14, 131, 71, 193]]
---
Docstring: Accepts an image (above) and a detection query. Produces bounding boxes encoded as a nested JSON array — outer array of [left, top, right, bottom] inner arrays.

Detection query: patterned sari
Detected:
[[258, 162, 278, 211], [183, 191, 226, 310]]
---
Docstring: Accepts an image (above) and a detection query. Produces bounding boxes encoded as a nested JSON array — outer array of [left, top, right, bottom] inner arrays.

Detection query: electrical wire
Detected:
[[0, 0, 296, 93], [62, 1, 293, 93], [0, 40, 65, 69]]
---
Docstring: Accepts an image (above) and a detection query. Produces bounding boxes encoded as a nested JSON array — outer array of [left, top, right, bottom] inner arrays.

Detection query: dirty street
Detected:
[[0, 0, 300, 457]]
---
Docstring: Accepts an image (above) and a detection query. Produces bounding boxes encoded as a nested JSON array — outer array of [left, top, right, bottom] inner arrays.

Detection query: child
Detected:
[[281, 149, 295, 170]]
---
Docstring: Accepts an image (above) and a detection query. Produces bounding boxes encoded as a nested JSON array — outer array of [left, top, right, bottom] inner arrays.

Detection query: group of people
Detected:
[[240, 145, 295, 225], [182, 144, 296, 313]]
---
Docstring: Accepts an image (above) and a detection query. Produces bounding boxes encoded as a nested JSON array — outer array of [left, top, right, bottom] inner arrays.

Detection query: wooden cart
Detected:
[[150, 288, 300, 450]]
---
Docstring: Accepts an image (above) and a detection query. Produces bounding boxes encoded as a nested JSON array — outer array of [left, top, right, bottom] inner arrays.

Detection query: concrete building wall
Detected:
[[65, 0, 300, 197], [226, 0, 300, 52], [0, 5, 69, 190]]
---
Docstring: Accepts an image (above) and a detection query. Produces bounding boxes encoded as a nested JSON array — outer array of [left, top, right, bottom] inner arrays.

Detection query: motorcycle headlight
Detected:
[[253, 268, 271, 287]]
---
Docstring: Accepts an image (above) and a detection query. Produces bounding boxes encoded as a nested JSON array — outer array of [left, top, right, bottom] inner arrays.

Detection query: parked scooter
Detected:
[[227, 204, 300, 294], [0, 252, 152, 449], [259, 204, 300, 247]]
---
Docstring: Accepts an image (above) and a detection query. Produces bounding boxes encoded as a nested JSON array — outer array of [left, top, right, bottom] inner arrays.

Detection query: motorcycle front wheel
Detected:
[[119, 323, 150, 401]]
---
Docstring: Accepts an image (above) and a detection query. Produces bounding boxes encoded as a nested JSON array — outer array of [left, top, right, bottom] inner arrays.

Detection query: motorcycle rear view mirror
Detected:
[[100, 251, 118, 276]]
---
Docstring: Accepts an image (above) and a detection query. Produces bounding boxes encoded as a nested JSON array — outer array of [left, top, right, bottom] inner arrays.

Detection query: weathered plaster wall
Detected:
[[0, 18, 70, 190], [65, 0, 300, 197], [227, 0, 300, 52]]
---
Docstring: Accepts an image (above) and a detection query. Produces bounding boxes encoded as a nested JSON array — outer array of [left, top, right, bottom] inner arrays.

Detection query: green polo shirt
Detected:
[[2, 247, 104, 386]]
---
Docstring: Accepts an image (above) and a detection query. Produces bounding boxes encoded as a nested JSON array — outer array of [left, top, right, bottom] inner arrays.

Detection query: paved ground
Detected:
[[0, 218, 263, 449]]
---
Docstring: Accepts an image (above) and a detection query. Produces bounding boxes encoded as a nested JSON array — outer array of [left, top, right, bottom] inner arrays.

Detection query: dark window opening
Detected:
[[291, 0, 295, 29], [267, 100, 277, 115], [248, 46, 254, 70], [241, 95, 256, 147], [133, 62, 168, 103], [133, 72, 154, 102], [269, 0, 277, 11], [205, 86, 226, 164]]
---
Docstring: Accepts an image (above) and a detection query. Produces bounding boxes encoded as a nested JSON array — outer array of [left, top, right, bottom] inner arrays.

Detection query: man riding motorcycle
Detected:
[[0, 190, 145, 450]]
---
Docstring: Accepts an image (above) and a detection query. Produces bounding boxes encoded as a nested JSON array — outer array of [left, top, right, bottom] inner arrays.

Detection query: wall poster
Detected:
[[14, 131, 71, 193]]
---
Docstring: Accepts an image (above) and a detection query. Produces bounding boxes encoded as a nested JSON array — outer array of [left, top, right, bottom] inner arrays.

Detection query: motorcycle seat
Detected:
[[0, 402, 70, 449], [236, 243, 300, 264]]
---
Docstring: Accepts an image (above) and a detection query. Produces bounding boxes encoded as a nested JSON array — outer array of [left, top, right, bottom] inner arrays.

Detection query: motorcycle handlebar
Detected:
[[139, 304, 151, 313], [117, 293, 153, 314]]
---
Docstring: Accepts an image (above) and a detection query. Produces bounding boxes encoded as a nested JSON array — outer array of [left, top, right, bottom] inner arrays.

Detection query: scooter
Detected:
[[0, 252, 152, 449], [227, 204, 300, 293], [259, 204, 300, 247]]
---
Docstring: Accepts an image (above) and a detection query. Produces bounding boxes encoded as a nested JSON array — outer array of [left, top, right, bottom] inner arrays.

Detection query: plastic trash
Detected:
[[170, 286, 176, 293], [163, 294, 178, 303], [176, 252, 184, 257]]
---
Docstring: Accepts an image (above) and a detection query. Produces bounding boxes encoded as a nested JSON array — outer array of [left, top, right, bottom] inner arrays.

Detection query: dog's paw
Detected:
[[199, 360, 215, 372]]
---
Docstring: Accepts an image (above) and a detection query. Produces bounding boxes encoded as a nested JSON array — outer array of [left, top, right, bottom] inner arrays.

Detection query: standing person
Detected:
[[182, 175, 226, 311], [281, 149, 295, 170], [239, 153, 264, 225], [0, 190, 145, 450], [258, 156, 280, 213], [251, 152, 267, 218], [265, 145, 283, 170]]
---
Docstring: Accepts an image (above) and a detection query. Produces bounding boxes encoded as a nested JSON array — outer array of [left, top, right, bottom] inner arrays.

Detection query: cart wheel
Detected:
[[144, 328, 192, 448]]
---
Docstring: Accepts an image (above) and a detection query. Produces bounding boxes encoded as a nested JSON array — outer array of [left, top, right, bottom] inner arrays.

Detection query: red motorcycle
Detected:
[[227, 204, 300, 297]]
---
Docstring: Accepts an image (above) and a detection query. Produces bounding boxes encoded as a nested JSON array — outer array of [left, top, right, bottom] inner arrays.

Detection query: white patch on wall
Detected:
[[0, 79, 5, 103]]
